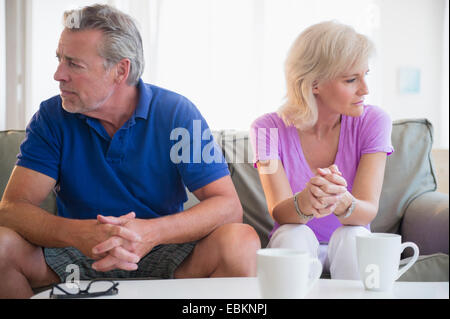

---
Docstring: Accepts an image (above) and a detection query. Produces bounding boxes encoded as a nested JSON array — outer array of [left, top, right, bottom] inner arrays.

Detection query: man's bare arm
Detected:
[[0, 166, 74, 247], [0, 166, 140, 259], [155, 175, 243, 245]]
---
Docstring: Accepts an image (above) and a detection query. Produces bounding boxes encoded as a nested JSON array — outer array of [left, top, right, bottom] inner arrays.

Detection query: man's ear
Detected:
[[114, 58, 131, 84]]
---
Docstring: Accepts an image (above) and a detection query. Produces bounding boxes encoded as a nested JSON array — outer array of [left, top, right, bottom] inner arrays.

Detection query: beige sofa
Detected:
[[0, 118, 449, 282]]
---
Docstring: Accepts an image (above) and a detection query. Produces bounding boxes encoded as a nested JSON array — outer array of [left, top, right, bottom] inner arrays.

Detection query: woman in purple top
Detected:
[[250, 21, 394, 279]]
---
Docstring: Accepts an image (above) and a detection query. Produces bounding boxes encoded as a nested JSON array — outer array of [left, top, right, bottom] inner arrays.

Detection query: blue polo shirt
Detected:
[[16, 79, 229, 219]]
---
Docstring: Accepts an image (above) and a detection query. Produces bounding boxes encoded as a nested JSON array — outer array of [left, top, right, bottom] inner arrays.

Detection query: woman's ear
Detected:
[[312, 80, 319, 94]]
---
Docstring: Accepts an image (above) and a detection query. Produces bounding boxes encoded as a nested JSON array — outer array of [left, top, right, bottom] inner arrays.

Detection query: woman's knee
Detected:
[[272, 224, 316, 239], [268, 224, 319, 252], [330, 225, 370, 245], [328, 226, 369, 280], [328, 226, 370, 268]]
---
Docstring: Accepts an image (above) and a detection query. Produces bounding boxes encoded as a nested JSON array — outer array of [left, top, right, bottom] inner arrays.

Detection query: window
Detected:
[[0, 0, 5, 130], [131, 0, 381, 130]]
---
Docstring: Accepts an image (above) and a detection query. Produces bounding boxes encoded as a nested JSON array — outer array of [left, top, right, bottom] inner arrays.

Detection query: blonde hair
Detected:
[[278, 20, 375, 129]]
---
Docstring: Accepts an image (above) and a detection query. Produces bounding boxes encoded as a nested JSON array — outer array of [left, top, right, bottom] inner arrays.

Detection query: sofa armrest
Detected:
[[401, 191, 449, 257]]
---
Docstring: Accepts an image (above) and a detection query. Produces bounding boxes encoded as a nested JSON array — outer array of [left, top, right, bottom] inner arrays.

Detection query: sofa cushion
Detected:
[[0, 130, 57, 214], [183, 130, 274, 249], [371, 119, 437, 234], [401, 191, 449, 256], [219, 131, 274, 248], [398, 253, 449, 282], [0, 130, 25, 196]]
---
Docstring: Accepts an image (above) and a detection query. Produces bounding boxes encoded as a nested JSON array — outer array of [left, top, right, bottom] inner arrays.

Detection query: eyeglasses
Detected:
[[50, 279, 119, 299]]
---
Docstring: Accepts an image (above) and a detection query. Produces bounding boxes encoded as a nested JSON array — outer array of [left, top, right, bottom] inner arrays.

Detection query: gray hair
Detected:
[[63, 4, 144, 85]]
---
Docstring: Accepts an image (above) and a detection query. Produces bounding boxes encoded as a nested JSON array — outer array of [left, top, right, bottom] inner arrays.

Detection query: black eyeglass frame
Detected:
[[49, 279, 119, 299]]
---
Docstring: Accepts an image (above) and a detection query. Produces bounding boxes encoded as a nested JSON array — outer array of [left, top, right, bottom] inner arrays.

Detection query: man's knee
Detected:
[[0, 226, 24, 263], [175, 223, 260, 278], [0, 226, 59, 287], [215, 223, 261, 255], [213, 223, 260, 275]]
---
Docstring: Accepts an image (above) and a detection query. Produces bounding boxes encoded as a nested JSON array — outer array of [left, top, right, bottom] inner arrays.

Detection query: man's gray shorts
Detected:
[[43, 242, 196, 282]]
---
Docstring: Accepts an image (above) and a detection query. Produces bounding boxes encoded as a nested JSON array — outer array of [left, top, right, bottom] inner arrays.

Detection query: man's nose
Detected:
[[54, 62, 69, 82]]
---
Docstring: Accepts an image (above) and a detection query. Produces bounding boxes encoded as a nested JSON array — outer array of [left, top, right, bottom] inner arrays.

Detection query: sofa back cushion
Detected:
[[216, 131, 274, 248], [371, 119, 437, 233], [0, 131, 25, 196], [0, 130, 57, 214]]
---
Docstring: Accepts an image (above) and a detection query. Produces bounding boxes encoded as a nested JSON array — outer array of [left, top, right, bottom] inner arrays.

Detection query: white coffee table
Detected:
[[32, 277, 448, 299]]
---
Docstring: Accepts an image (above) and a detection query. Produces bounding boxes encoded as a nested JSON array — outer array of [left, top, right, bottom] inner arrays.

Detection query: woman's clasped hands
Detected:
[[304, 164, 349, 219]]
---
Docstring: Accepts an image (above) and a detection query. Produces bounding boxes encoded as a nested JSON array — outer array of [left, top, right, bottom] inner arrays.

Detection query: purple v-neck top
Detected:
[[250, 105, 394, 243]]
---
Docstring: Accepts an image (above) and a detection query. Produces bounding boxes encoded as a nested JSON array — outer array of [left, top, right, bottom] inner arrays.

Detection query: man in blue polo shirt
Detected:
[[0, 4, 260, 298]]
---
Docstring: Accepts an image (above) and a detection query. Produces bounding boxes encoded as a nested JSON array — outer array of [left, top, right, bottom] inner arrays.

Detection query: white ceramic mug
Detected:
[[257, 248, 322, 299], [356, 233, 419, 292]]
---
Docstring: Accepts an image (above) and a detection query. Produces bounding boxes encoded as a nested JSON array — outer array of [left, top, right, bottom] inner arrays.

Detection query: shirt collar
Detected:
[[134, 78, 152, 120]]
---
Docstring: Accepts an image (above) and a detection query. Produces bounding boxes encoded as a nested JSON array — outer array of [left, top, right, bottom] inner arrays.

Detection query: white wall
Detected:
[[377, 0, 448, 148], [28, 0, 108, 124]]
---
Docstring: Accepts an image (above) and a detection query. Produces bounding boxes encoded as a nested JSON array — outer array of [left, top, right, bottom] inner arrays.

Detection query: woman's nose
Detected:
[[359, 79, 369, 96]]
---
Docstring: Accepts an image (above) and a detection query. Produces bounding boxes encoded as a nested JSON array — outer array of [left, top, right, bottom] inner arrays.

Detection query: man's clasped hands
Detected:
[[78, 212, 153, 272]]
